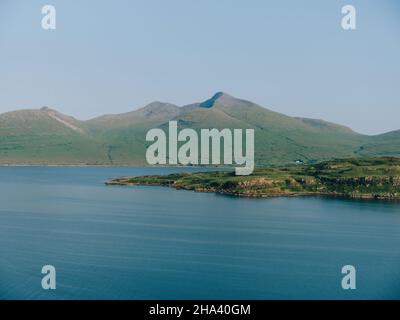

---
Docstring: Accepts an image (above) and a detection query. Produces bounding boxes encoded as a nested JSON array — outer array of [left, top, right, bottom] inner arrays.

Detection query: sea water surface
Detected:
[[0, 166, 400, 299]]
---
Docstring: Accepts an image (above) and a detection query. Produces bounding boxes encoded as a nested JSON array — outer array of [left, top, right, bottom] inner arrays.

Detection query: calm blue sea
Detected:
[[0, 166, 400, 299]]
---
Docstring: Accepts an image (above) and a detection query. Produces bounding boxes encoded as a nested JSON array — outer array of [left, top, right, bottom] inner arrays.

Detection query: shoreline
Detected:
[[105, 179, 400, 201], [105, 157, 400, 201]]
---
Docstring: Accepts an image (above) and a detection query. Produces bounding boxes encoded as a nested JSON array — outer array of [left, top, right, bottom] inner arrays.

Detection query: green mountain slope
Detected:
[[0, 107, 109, 164], [0, 93, 399, 166], [354, 130, 400, 157]]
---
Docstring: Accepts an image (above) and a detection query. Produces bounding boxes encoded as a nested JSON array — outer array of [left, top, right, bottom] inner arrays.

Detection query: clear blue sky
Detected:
[[0, 0, 399, 134]]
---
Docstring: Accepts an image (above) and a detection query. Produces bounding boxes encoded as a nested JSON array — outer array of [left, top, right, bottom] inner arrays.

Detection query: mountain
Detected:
[[0, 107, 108, 164], [0, 92, 399, 166]]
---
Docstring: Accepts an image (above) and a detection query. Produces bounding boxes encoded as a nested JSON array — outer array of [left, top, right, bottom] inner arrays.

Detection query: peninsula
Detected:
[[106, 157, 400, 200]]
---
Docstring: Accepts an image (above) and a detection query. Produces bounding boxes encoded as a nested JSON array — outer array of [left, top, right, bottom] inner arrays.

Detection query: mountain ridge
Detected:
[[0, 92, 399, 166], [1, 92, 394, 136]]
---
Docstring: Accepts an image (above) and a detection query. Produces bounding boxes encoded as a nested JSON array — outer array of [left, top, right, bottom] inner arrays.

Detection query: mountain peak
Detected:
[[136, 101, 180, 119], [40, 106, 51, 111], [144, 101, 177, 109], [200, 92, 232, 108]]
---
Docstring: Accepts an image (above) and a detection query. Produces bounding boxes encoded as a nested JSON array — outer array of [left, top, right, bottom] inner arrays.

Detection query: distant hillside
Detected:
[[0, 92, 399, 166]]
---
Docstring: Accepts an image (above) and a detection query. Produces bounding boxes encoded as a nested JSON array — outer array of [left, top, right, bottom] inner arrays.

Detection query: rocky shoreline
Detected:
[[106, 184, 400, 200], [106, 157, 400, 200]]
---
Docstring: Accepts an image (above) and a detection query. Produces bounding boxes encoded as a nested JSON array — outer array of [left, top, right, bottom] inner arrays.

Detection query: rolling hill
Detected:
[[0, 92, 399, 166]]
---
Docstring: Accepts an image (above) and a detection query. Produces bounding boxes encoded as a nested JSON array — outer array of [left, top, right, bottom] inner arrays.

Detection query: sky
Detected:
[[0, 0, 399, 135]]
